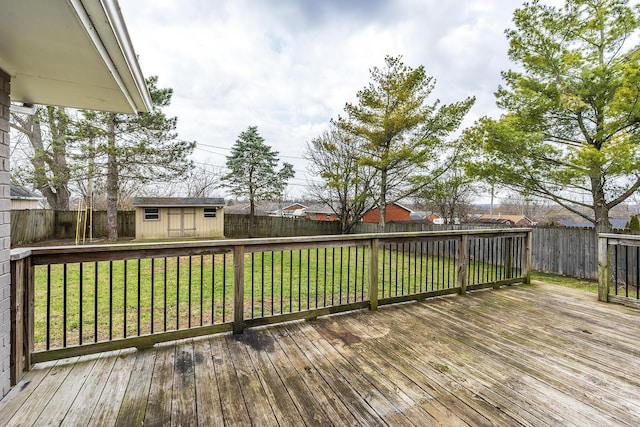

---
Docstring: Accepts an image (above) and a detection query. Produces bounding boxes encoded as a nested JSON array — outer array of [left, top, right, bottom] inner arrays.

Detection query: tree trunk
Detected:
[[248, 191, 256, 238], [106, 114, 118, 241], [378, 170, 387, 233], [14, 112, 70, 210], [591, 175, 611, 234]]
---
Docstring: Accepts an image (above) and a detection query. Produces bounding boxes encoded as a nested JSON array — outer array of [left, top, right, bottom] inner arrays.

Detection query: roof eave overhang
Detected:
[[0, 0, 151, 114]]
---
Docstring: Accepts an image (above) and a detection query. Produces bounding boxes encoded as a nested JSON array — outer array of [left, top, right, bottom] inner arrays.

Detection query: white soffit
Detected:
[[0, 0, 151, 113]]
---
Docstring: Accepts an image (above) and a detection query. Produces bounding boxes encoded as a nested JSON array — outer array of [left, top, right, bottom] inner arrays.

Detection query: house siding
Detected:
[[135, 206, 224, 240], [10, 199, 39, 210], [0, 69, 10, 398], [308, 212, 338, 221], [362, 204, 412, 223]]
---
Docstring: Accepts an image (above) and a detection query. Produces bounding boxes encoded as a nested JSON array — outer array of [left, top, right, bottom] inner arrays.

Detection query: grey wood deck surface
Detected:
[[2, 282, 640, 426]]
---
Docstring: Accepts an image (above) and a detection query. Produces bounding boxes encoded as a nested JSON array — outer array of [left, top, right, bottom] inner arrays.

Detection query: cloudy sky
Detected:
[[118, 0, 561, 198]]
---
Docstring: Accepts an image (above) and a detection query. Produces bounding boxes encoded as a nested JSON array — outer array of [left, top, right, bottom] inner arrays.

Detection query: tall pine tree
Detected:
[[222, 126, 294, 237]]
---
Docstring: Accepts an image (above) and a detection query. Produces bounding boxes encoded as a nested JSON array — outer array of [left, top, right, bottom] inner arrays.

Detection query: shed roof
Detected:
[[10, 184, 41, 200], [0, 0, 151, 113], [133, 197, 225, 207]]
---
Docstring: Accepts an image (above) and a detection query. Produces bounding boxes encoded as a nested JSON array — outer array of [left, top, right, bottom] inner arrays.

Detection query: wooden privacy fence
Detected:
[[224, 213, 341, 237], [11, 210, 135, 245], [9, 228, 531, 385], [532, 227, 598, 280], [598, 233, 640, 308]]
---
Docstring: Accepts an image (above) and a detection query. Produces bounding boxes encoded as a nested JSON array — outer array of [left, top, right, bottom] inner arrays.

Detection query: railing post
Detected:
[[10, 253, 33, 386], [598, 235, 610, 302], [233, 245, 245, 334], [523, 230, 533, 284], [457, 235, 468, 295], [504, 237, 513, 281], [369, 239, 379, 310]]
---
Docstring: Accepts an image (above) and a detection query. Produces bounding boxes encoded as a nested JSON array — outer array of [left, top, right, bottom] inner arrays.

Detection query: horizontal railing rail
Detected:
[[10, 229, 532, 385], [598, 233, 640, 308]]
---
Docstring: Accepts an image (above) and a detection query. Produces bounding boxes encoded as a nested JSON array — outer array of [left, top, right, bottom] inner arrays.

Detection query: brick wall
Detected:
[[362, 203, 412, 223], [0, 69, 10, 398]]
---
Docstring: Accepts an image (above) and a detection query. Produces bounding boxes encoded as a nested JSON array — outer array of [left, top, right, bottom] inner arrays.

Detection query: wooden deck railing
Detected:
[[598, 233, 640, 308], [10, 229, 532, 385]]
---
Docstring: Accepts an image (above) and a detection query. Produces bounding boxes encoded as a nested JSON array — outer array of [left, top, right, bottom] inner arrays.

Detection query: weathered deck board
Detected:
[[2, 282, 640, 426]]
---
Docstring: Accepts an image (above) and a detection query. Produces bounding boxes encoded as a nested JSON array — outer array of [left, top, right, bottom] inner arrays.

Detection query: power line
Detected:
[[196, 141, 307, 160]]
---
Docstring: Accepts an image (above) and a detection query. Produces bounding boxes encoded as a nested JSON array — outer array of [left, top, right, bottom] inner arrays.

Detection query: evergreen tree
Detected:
[[79, 76, 195, 240], [466, 0, 640, 234], [337, 55, 474, 231], [222, 126, 294, 237]]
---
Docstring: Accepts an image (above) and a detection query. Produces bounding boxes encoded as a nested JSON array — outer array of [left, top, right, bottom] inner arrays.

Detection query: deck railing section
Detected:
[[10, 229, 531, 385], [598, 233, 640, 307]]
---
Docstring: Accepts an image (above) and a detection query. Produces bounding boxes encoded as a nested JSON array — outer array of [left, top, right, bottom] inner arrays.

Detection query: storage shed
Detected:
[[133, 197, 225, 240]]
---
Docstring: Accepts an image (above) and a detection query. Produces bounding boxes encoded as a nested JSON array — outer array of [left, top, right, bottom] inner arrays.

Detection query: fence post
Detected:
[[369, 239, 379, 310], [597, 235, 610, 302], [457, 234, 468, 295], [233, 245, 245, 334], [523, 230, 533, 284]]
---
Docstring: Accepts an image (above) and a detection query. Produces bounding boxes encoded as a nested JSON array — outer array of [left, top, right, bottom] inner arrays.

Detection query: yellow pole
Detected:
[[82, 202, 88, 244], [75, 199, 82, 245]]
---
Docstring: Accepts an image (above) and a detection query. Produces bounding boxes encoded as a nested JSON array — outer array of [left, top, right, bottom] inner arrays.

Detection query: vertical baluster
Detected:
[[164, 257, 168, 331], [138, 259, 141, 335], [176, 256, 180, 330], [298, 249, 302, 310], [188, 256, 192, 328], [401, 243, 406, 295], [109, 261, 113, 340], [613, 245, 619, 295], [151, 258, 155, 333], [124, 260, 127, 338], [46, 265, 51, 350], [63, 264, 67, 347], [79, 262, 83, 345], [223, 253, 227, 322], [361, 245, 366, 301], [307, 249, 311, 310], [394, 243, 399, 296], [625, 246, 629, 298], [636, 247, 639, 300], [280, 250, 284, 314], [94, 262, 98, 343], [200, 255, 204, 326], [347, 246, 352, 303], [290, 250, 294, 312], [323, 248, 327, 307], [381, 244, 386, 297], [211, 254, 216, 325], [436, 241, 440, 290], [419, 242, 424, 292], [430, 241, 435, 291]]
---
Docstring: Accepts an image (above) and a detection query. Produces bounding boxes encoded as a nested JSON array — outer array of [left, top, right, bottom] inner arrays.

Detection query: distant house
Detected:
[[133, 197, 225, 240], [475, 214, 535, 226], [558, 218, 632, 230], [411, 211, 445, 225], [10, 185, 42, 210], [305, 204, 339, 222], [362, 202, 413, 224]]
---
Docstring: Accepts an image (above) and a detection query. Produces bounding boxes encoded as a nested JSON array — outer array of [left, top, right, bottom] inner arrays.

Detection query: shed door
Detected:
[[167, 208, 196, 238]]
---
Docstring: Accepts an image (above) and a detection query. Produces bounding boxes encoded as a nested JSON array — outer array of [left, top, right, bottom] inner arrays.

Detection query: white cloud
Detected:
[[118, 0, 543, 197]]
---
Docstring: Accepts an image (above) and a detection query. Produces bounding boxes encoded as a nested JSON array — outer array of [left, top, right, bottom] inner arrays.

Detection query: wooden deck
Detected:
[[2, 282, 640, 426]]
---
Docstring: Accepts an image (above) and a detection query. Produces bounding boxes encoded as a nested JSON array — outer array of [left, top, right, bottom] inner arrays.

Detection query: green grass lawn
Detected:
[[531, 271, 598, 293], [33, 245, 517, 351]]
